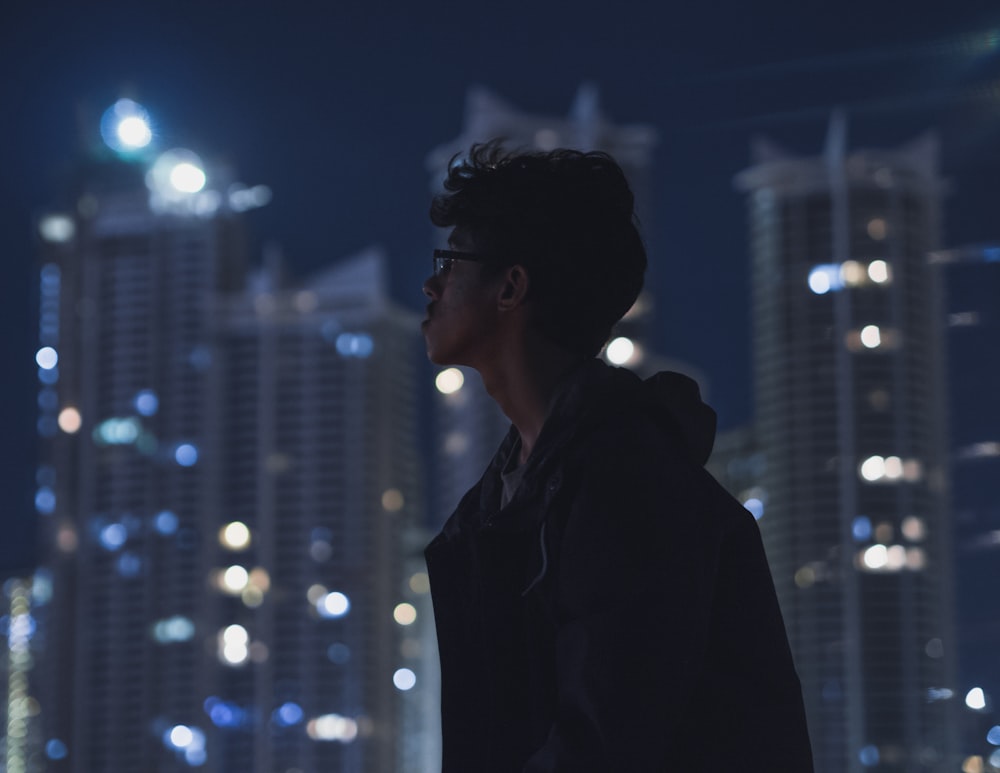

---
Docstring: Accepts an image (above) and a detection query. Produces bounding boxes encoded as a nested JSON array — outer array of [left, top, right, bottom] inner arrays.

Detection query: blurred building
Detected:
[[1, 572, 46, 773], [735, 115, 959, 772], [425, 86, 661, 522], [930, 244, 1000, 770], [33, 101, 431, 772]]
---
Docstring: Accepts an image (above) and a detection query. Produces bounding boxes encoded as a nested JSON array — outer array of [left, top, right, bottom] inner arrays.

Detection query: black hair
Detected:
[[430, 140, 647, 358]]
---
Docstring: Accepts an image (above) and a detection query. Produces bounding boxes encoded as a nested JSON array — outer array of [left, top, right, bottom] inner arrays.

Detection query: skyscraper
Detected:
[[33, 102, 430, 772], [734, 115, 958, 772], [930, 243, 1000, 769]]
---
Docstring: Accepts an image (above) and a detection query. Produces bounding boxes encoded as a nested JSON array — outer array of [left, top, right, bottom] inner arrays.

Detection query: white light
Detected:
[[860, 325, 882, 349], [117, 116, 152, 149], [966, 687, 987, 710], [885, 544, 906, 570], [220, 522, 251, 551], [169, 725, 194, 749], [743, 498, 764, 520], [223, 624, 248, 646], [808, 269, 831, 294], [393, 668, 417, 691], [222, 565, 249, 592], [318, 592, 350, 618], [222, 642, 249, 665], [868, 260, 890, 283], [808, 264, 843, 294], [169, 162, 206, 193], [39, 214, 75, 243], [883, 456, 904, 480], [35, 347, 58, 370], [308, 714, 358, 742], [863, 544, 889, 569], [101, 99, 153, 153], [840, 260, 866, 286], [435, 368, 465, 394], [859, 456, 885, 482], [605, 336, 635, 365], [393, 603, 417, 625]]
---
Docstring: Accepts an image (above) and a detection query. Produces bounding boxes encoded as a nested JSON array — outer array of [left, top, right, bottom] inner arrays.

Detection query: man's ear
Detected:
[[497, 264, 530, 311]]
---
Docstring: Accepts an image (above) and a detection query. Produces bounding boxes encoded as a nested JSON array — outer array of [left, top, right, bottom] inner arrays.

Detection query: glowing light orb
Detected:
[[219, 522, 251, 550], [58, 407, 81, 434], [435, 368, 464, 394], [605, 336, 635, 365], [860, 325, 882, 349], [318, 591, 350, 618], [393, 603, 417, 625], [966, 687, 987, 710], [35, 347, 58, 369], [169, 162, 206, 193], [101, 99, 153, 153], [393, 668, 417, 691]]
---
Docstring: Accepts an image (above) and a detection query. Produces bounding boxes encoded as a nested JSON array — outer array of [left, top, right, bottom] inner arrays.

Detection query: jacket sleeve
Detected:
[[522, 437, 813, 772]]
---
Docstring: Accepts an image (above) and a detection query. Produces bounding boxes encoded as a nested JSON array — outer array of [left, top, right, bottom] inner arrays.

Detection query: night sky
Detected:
[[2, 0, 999, 571]]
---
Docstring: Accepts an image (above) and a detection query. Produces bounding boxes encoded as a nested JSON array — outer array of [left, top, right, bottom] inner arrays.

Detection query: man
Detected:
[[422, 142, 813, 772]]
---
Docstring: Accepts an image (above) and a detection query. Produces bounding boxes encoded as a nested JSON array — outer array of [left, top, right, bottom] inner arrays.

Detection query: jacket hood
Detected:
[[639, 370, 717, 466], [537, 359, 717, 469]]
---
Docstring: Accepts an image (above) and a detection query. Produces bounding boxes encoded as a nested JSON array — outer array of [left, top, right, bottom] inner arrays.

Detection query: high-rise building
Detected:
[[425, 86, 660, 520], [930, 244, 1000, 770], [33, 101, 431, 772], [734, 115, 959, 772]]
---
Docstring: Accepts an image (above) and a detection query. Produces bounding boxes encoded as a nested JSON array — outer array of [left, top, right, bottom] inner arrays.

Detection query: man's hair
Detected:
[[430, 141, 647, 358]]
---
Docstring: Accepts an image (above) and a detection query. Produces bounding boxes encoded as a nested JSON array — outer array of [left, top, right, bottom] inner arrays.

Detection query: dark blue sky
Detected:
[[2, 0, 999, 570]]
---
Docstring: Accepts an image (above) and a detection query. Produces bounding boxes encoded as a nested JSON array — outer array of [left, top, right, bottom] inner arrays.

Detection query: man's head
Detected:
[[425, 141, 646, 362]]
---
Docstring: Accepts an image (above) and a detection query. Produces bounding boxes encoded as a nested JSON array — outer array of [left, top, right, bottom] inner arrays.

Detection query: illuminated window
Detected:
[[220, 565, 249, 593], [840, 260, 866, 286], [408, 572, 430, 594], [860, 325, 881, 349], [219, 625, 250, 666], [219, 522, 251, 551], [393, 668, 417, 691], [317, 591, 350, 618], [393, 603, 417, 625], [39, 215, 75, 243], [382, 489, 404, 512], [867, 260, 890, 283], [307, 714, 358, 742], [901, 516, 925, 542], [35, 347, 58, 370], [861, 545, 888, 570], [808, 264, 843, 294], [58, 407, 82, 434], [866, 217, 887, 240], [966, 687, 987, 711]]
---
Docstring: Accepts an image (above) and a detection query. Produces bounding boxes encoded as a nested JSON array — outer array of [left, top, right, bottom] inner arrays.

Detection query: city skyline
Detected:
[[5, 3, 1000, 571]]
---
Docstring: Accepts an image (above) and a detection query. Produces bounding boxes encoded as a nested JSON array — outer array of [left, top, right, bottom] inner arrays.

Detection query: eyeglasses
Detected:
[[432, 249, 490, 277]]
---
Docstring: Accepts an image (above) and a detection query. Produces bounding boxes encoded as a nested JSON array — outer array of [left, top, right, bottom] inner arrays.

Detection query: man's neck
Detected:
[[477, 340, 583, 465]]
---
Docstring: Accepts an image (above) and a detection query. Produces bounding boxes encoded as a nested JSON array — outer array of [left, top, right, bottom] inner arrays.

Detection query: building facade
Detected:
[[33, 105, 431, 772], [735, 116, 959, 772]]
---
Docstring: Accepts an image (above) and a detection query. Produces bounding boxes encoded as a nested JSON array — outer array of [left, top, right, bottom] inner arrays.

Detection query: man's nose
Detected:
[[423, 276, 440, 300]]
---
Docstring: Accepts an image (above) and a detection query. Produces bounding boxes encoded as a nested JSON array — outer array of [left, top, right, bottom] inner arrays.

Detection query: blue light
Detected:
[[852, 516, 872, 542], [38, 367, 59, 385], [859, 745, 879, 766], [35, 487, 56, 515], [808, 264, 844, 295], [135, 390, 159, 416], [45, 739, 68, 760], [987, 725, 1000, 745], [37, 389, 58, 411], [40, 264, 61, 286], [154, 510, 179, 535], [99, 523, 127, 551], [174, 444, 199, 467], [743, 498, 764, 520], [327, 642, 351, 664], [273, 702, 304, 727], [117, 552, 142, 578], [205, 697, 244, 728], [37, 416, 58, 437], [984, 247, 1000, 262], [335, 332, 374, 358], [184, 748, 207, 766]]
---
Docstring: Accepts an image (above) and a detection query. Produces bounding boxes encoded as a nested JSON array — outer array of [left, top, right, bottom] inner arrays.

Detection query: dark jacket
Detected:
[[425, 360, 814, 772]]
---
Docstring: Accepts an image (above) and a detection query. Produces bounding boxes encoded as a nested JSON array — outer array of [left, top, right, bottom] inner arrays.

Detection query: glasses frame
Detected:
[[432, 249, 491, 277]]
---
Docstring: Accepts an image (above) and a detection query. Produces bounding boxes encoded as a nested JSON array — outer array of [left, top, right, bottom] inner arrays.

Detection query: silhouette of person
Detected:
[[422, 142, 813, 772]]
